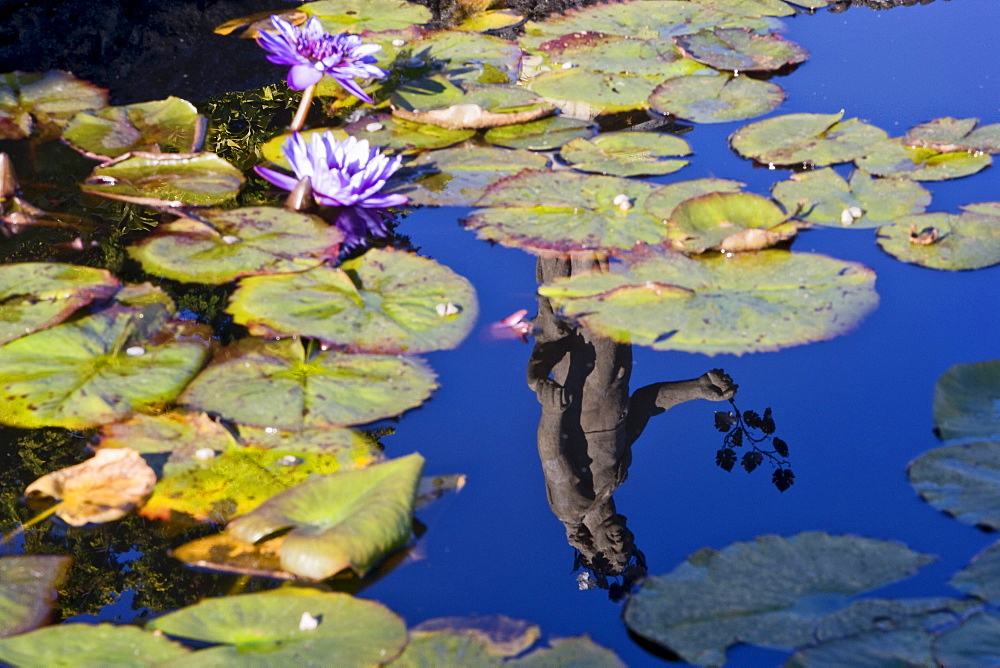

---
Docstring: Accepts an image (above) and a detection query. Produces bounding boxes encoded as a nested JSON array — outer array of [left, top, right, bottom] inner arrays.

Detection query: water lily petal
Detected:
[[288, 64, 323, 90]]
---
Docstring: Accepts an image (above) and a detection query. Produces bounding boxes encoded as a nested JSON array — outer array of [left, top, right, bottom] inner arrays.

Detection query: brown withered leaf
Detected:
[[171, 532, 293, 580], [716, 221, 800, 253]]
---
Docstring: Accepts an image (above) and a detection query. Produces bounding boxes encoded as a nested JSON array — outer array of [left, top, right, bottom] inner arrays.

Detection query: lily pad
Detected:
[[786, 628, 943, 667], [0, 624, 189, 666], [127, 207, 342, 285], [623, 532, 939, 666], [179, 337, 437, 430], [697, 0, 797, 16], [389, 145, 549, 207], [527, 69, 658, 120], [61, 96, 206, 160], [644, 177, 747, 220], [905, 117, 1000, 154], [0, 262, 119, 346], [463, 171, 666, 253], [393, 82, 554, 130], [147, 588, 407, 664], [0, 555, 72, 639], [934, 611, 1000, 666], [855, 138, 993, 181], [530, 34, 706, 79], [411, 616, 541, 658], [237, 425, 384, 455], [559, 131, 691, 177], [227, 453, 424, 579], [401, 30, 523, 85], [170, 531, 292, 580], [950, 539, 1000, 603], [667, 192, 795, 253], [908, 441, 1000, 531], [345, 112, 475, 153], [730, 112, 888, 167], [0, 305, 211, 429], [301, 0, 432, 34], [538, 249, 878, 355], [455, 9, 524, 32], [675, 27, 808, 72], [228, 249, 477, 353], [390, 631, 502, 667], [521, 2, 704, 45], [876, 204, 1000, 271], [509, 636, 626, 667], [98, 411, 238, 462], [932, 359, 1000, 442], [81, 152, 245, 207], [0, 70, 107, 140], [649, 72, 784, 124], [483, 116, 595, 151], [772, 168, 931, 228]]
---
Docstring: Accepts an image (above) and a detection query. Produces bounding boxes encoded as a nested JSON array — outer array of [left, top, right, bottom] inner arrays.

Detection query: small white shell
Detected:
[[125, 346, 146, 357], [391, 39, 406, 47], [436, 302, 461, 317], [561, 62, 574, 69], [365, 122, 384, 132], [278, 455, 302, 466], [299, 612, 320, 631], [194, 448, 216, 461], [848, 205, 863, 219], [613, 193, 632, 211], [222, 235, 241, 245]]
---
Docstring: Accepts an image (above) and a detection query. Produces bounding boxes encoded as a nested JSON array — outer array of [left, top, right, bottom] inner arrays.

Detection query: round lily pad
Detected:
[[227, 249, 478, 353], [933, 359, 1000, 442], [0, 262, 119, 346], [179, 336, 438, 430], [127, 207, 343, 285], [950, 540, 1000, 603], [934, 611, 1000, 667], [301, 0, 432, 34], [0, 624, 189, 666], [0, 555, 72, 639], [392, 81, 555, 129], [905, 117, 1000, 154], [675, 27, 808, 72], [698, 0, 796, 16], [61, 96, 206, 160], [771, 168, 931, 229], [730, 112, 889, 167], [521, 1, 710, 46], [404, 30, 522, 85], [668, 192, 796, 253], [538, 249, 879, 355], [531, 33, 706, 78], [855, 138, 992, 181], [908, 441, 1000, 531], [81, 152, 245, 207], [463, 170, 666, 253], [411, 616, 541, 659], [649, 73, 784, 124], [0, 70, 107, 140], [527, 69, 658, 120], [345, 112, 475, 153], [455, 9, 525, 32], [559, 131, 691, 177], [876, 204, 1000, 271], [644, 177, 747, 220], [147, 588, 407, 664], [483, 115, 596, 151], [98, 411, 238, 455]]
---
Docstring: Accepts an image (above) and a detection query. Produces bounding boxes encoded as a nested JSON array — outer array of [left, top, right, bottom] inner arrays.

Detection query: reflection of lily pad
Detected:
[[933, 359, 1000, 442], [148, 588, 407, 664], [668, 192, 795, 253], [483, 116, 595, 151], [951, 539, 1000, 603], [0, 624, 189, 666], [0, 70, 107, 140], [905, 116, 1000, 154], [393, 80, 553, 129], [772, 168, 930, 228], [127, 207, 342, 284], [730, 112, 888, 167], [61, 96, 205, 160], [345, 112, 475, 153], [539, 249, 878, 355], [180, 337, 437, 430], [559, 131, 690, 177], [527, 69, 657, 119], [228, 249, 478, 353], [81, 152, 245, 207], [908, 441, 1000, 531], [301, 0, 431, 33], [0, 262, 119, 346], [226, 453, 423, 579], [649, 73, 784, 124], [855, 138, 992, 181], [0, 555, 72, 639], [675, 27, 807, 72], [623, 532, 939, 666], [876, 204, 1000, 271]]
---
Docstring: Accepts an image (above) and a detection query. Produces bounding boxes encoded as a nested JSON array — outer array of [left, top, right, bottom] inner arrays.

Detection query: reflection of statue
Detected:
[[527, 254, 736, 598]]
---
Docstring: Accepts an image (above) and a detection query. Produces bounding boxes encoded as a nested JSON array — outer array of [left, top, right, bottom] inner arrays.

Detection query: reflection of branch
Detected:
[[714, 398, 795, 492]]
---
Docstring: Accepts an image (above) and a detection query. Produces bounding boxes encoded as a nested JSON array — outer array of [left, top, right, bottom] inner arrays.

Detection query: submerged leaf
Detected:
[[0, 555, 72, 639], [81, 152, 245, 207], [509, 636, 626, 667], [411, 615, 540, 658]]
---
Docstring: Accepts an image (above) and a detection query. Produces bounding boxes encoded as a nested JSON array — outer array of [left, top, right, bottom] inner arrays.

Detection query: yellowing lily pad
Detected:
[[527, 69, 658, 120], [127, 207, 342, 285], [730, 112, 889, 167], [301, 0, 432, 33], [559, 131, 691, 177], [345, 112, 475, 153], [644, 177, 747, 220], [61, 96, 206, 161], [905, 117, 1000, 154], [675, 27, 807, 72], [668, 192, 796, 253], [649, 72, 784, 124], [0, 624, 189, 666], [237, 425, 384, 455], [876, 204, 1000, 271], [0, 70, 107, 140], [455, 9, 525, 32], [538, 249, 878, 355], [0, 262, 119, 346], [81, 152, 245, 207], [179, 337, 437, 430], [25, 448, 156, 526], [393, 82, 555, 130], [228, 249, 477, 353], [227, 453, 424, 579], [483, 116, 596, 151], [0, 555, 72, 639], [855, 138, 992, 181], [530, 34, 706, 79]]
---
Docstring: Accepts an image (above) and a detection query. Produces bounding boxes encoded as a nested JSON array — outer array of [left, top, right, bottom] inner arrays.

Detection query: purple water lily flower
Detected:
[[257, 15, 386, 103]]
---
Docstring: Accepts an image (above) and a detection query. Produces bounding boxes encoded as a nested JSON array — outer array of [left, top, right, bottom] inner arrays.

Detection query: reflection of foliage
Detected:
[[713, 400, 794, 492], [199, 84, 298, 172]]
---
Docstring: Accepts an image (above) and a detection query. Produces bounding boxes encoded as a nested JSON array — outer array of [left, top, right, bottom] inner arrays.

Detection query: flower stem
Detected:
[[290, 85, 316, 132]]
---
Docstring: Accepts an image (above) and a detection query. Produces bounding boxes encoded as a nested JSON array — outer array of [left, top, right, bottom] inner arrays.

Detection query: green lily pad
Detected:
[[0, 70, 107, 140], [390, 632, 502, 667], [649, 72, 784, 124], [668, 192, 795, 253], [228, 249, 478, 353], [61, 96, 206, 160], [127, 207, 342, 285], [509, 636, 626, 667], [538, 249, 878, 355], [301, 0, 432, 33], [405, 30, 522, 85], [0, 305, 210, 429], [227, 453, 424, 579], [675, 27, 808, 72], [772, 168, 931, 228], [98, 411, 238, 455], [0, 262, 119, 346], [455, 9, 524, 32], [463, 171, 666, 253], [697, 0, 797, 16], [409, 616, 541, 659], [644, 177, 747, 220], [148, 588, 407, 664], [180, 337, 437, 430], [392, 81, 554, 129], [876, 204, 1000, 271], [345, 113, 476, 153], [238, 425, 384, 455], [855, 138, 993, 181], [950, 539, 1000, 603], [0, 624, 189, 666], [623, 532, 940, 666], [730, 112, 888, 167], [483, 116, 596, 151], [905, 116, 1000, 154], [389, 146, 549, 207], [526, 69, 658, 120], [0, 555, 72, 639], [81, 152, 245, 207], [559, 131, 690, 177], [530, 34, 706, 79], [933, 359, 1000, 442], [908, 441, 1000, 531]]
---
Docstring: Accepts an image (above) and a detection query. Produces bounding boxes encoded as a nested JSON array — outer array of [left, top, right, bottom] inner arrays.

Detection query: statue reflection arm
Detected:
[[624, 369, 737, 446]]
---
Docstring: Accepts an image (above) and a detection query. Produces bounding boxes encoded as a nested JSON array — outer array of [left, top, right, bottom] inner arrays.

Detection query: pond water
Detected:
[[2, 0, 999, 666]]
